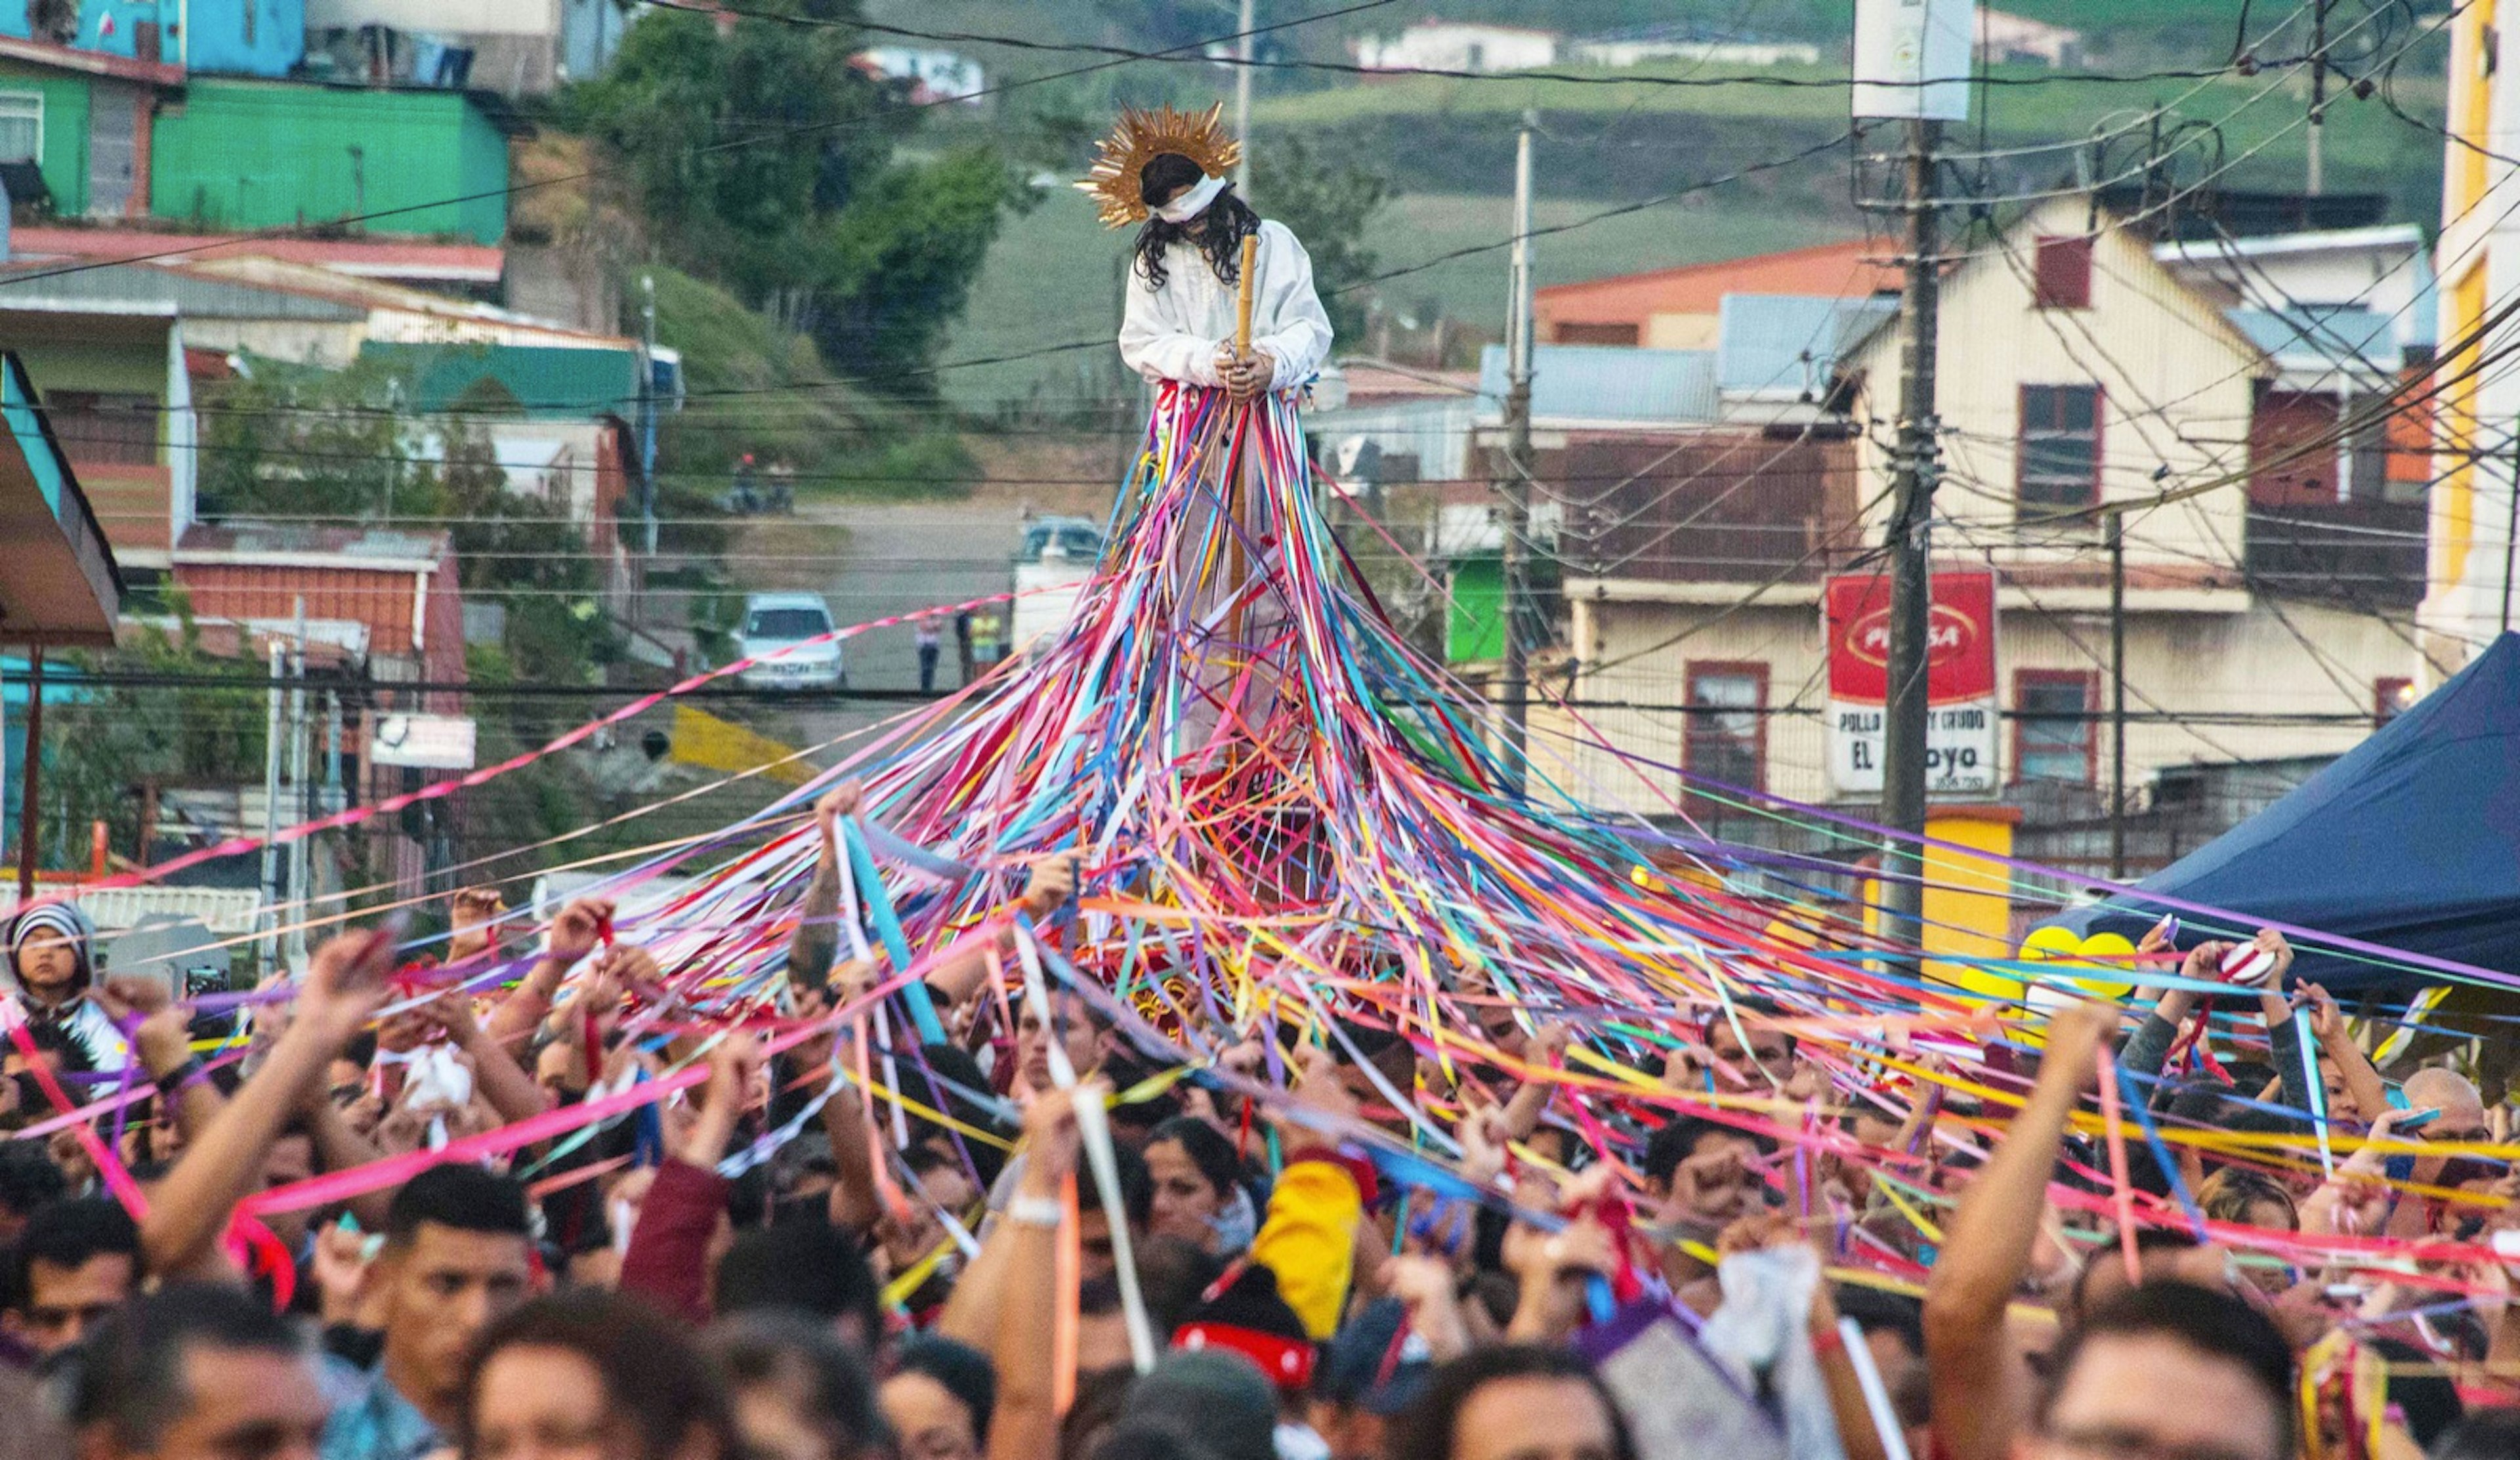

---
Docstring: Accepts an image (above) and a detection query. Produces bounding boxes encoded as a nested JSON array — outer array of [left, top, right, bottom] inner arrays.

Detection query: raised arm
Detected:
[[2301, 980, 2389, 1127], [789, 783, 862, 991], [1923, 999, 2116, 1460], [922, 852, 1079, 1010], [483, 896, 611, 1047], [102, 976, 224, 1144], [428, 986, 550, 1125], [986, 1083, 1091, 1460], [619, 1035, 761, 1327], [2241, 931, 2314, 1116], [1494, 1021, 1570, 1142], [2118, 942, 2226, 1091], [140, 929, 392, 1278], [812, 1014, 883, 1236]]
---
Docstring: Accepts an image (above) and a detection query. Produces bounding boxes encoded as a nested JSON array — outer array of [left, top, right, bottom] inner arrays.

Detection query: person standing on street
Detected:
[[915, 619, 944, 694]]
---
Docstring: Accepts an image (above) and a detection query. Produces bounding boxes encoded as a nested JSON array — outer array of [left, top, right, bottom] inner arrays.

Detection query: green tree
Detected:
[[198, 358, 439, 521], [1250, 136, 1396, 344], [567, 3, 1024, 386], [195, 361, 620, 686]]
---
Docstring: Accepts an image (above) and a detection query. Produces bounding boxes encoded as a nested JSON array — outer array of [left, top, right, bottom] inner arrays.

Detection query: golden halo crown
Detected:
[[1074, 103, 1244, 230]]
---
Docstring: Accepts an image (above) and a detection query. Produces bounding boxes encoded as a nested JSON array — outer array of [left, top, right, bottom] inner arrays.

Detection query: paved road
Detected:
[[739, 499, 1024, 759]]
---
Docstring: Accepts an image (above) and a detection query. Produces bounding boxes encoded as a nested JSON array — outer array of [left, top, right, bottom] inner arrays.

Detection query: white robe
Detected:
[[1116, 219, 1335, 388]]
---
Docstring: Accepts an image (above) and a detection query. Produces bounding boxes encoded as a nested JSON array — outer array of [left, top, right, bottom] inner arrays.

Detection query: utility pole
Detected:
[[1878, 117, 1944, 963], [2305, 0, 2332, 196], [1234, 0, 1255, 195], [12, 645, 43, 902], [2108, 515, 2129, 880], [2305, 0, 2330, 196], [285, 599, 310, 970], [1497, 110, 1537, 795], [257, 635, 284, 977], [640, 272, 660, 562]]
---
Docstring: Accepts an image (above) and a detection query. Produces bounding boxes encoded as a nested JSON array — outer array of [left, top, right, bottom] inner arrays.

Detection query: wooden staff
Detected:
[[1234, 232, 1259, 360], [1224, 231, 1261, 648]]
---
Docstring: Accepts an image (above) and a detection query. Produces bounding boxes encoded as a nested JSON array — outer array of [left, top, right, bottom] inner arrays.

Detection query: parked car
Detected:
[[734, 592, 845, 690]]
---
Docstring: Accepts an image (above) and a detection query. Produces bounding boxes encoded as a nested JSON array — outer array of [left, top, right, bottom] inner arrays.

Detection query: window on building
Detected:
[[1683, 663, 1766, 797], [2374, 677, 2416, 728], [2014, 671, 2097, 784], [243, 0, 257, 45], [2033, 234, 2093, 309], [0, 93, 42, 166], [1555, 322, 1641, 346], [2340, 392, 2391, 500], [2019, 385, 2103, 510]]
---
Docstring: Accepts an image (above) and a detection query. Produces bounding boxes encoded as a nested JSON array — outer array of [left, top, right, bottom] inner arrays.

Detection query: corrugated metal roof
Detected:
[[0, 885, 263, 937], [0, 262, 365, 322], [1716, 293, 1897, 394], [178, 522, 451, 562], [1305, 397, 1480, 480], [1478, 343, 1719, 425], [10, 225, 504, 282], [362, 341, 642, 419], [2225, 306, 2402, 376]]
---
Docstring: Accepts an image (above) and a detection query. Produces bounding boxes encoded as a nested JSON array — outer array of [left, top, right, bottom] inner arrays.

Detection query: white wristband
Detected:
[[1007, 1194, 1064, 1230]]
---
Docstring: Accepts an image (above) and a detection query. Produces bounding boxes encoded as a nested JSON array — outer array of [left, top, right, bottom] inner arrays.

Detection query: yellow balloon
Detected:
[[2016, 927, 2138, 1002]]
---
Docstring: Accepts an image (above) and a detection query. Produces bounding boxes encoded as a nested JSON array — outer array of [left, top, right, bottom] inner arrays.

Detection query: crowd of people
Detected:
[[3, 785, 2518, 1460]]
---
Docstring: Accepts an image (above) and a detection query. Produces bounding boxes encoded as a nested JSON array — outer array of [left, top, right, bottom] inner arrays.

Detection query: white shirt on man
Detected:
[[1117, 219, 1334, 388]]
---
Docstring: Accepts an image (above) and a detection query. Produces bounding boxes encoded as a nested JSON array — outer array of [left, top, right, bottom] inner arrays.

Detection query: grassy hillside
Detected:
[[1249, 60, 2445, 213], [933, 184, 1853, 413], [899, 0, 2452, 413]]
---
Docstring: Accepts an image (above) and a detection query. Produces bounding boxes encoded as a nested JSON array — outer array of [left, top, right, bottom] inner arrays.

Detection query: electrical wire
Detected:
[[667, 0, 2330, 94], [0, 0, 1405, 293]]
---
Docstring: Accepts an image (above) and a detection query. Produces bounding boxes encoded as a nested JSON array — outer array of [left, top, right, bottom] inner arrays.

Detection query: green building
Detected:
[[0, 54, 163, 219], [149, 78, 508, 243]]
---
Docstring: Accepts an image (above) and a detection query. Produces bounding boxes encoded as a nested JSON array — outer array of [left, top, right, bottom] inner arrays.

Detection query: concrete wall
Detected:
[[0, 62, 94, 215], [2426, 0, 2520, 673], [150, 79, 507, 242], [0, 1, 178, 64], [1549, 583, 2420, 819], [187, 0, 308, 78], [304, 0, 555, 36], [1845, 196, 2265, 579]]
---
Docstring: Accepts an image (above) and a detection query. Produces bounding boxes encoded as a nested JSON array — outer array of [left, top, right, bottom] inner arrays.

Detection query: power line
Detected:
[[684, 0, 2323, 93], [0, 0, 1404, 293]]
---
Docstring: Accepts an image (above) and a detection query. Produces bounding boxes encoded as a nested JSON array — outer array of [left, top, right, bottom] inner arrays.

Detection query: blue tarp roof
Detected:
[[2040, 633, 2520, 991]]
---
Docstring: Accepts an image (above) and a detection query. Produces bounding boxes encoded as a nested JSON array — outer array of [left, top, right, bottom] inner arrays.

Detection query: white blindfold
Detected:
[[1151, 173, 1227, 224]]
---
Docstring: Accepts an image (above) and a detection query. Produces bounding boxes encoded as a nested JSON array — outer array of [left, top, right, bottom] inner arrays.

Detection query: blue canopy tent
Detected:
[[2036, 632, 2520, 993]]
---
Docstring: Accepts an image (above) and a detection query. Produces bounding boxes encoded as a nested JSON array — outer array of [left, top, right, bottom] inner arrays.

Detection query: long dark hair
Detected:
[[1134, 152, 1261, 293], [1147, 1116, 1244, 1203]]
